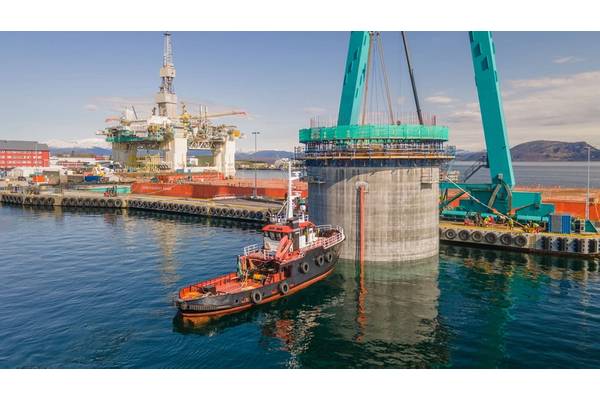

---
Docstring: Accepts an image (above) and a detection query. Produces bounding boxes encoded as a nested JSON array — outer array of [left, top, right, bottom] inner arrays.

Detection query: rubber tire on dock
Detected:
[[200, 206, 208, 215], [471, 231, 483, 242], [251, 290, 263, 304], [500, 233, 512, 246], [92, 198, 99, 207], [458, 230, 470, 241], [98, 198, 107, 207], [484, 232, 497, 244], [514, 235, 527, 247], [299, 262, 310, 274], [248, 211, 256, 219], [242, 209, 249, 218], [278, 282, 289, 295], [255, 211, 264, 221], [444, 229, 457, 240]]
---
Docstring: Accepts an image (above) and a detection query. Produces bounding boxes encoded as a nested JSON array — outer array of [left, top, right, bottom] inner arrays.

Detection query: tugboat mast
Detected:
[[287, 161, 299, 219]]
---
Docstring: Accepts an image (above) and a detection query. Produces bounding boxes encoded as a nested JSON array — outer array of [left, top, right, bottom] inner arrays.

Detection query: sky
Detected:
[[0, 31, 599, 152]]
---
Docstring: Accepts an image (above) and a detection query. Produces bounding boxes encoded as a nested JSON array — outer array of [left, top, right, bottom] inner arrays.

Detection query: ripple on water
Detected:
[[1, 206, 600, 368]]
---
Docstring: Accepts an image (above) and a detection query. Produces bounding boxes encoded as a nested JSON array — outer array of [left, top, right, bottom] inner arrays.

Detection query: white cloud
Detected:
[[425, 95, 455, 104], [442, 70, 600, 150], [552, 56, 584, 64], [83, 104, 98, 112]]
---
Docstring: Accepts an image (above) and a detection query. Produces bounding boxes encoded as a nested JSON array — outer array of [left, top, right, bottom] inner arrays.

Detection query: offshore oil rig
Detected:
[[98, 33, 245, 176]]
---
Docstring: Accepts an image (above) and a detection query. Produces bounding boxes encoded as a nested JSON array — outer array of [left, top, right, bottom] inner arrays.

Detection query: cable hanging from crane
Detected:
[[360, 32, 396, 126]]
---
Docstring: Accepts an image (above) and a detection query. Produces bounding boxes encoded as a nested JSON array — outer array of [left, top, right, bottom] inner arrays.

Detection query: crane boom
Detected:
[[469, 31, 515, 187], [337, 31, 371, 126]]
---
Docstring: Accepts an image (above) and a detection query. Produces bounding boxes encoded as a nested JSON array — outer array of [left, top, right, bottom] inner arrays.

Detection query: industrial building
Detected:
[[0, 140, 49, 170], [298, 32, 451, 263], [99, 33, 245, 176]]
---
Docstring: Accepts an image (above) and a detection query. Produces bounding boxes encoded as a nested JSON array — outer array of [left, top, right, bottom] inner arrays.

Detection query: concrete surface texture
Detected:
[[308, 165, 440, 262]]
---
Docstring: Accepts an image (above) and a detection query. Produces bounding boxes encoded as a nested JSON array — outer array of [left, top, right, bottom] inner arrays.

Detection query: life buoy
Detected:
[[500, 233, 512, 246], [251, 290, 263, 304], [471, 231, 483, 242], [458, 230, 470, 241], [279, 282, 289, 295], [484, 232, 497, 244], [315, 255, 325, 266], [325, 252, 334, 263], [514, 235, 527, 247], [299, 262, 310, 274], [444, 229, 457, 240]]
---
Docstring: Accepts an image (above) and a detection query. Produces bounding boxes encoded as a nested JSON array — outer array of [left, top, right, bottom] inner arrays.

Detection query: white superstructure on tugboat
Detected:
[[175, 163, 345, 318]]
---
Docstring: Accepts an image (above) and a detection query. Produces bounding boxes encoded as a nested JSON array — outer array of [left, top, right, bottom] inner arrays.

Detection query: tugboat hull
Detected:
[[177, 243, 342, 319]]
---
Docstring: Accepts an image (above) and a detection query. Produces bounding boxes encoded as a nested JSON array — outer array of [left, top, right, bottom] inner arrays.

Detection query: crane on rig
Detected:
[[440, 31, 556, 224]]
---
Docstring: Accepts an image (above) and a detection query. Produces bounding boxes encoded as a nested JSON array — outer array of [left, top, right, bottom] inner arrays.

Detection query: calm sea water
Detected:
[[1, 204, 599, 368]]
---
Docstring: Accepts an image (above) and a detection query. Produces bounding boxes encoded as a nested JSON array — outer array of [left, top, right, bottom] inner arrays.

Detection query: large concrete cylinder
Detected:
[[308, 165, 440, 262]]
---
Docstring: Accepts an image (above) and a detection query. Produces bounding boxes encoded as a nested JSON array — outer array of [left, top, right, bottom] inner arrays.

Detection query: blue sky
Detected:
[[1, 31, 599, 151]]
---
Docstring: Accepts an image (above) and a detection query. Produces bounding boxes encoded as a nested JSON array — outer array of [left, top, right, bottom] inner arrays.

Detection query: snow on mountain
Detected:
[[46, 137, 111, 150]]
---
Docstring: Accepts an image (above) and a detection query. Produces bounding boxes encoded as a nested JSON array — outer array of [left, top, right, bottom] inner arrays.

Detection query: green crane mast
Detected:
[[441, 31, 555, 223]]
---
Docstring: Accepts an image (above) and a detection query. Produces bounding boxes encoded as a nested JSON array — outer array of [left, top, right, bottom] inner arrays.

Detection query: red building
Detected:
[[0, 140, 50, 170]]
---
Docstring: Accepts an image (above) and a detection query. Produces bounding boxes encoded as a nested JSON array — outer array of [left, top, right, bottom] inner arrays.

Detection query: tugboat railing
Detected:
[[243, 225, 345, 256], [243, 243, 261, 255]]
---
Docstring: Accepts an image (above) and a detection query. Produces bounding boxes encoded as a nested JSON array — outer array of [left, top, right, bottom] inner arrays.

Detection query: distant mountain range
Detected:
[[49, 139, 598, 162], [50, 146, 113, 156], [456, 141, 600, 162], [236, 150, 294, 162]]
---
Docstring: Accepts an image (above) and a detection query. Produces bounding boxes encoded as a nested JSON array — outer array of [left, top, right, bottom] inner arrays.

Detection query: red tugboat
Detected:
[[175, 164, 345, 319]]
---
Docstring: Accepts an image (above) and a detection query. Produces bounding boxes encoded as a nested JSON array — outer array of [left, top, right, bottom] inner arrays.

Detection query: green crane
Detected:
[[441, 31, 555, 223]]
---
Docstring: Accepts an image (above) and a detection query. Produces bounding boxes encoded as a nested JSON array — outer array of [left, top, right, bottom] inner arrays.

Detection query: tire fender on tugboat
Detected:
[[279, 282, 289, 295], [325, 252, 333, 263], [315, 254, 325, 266], [299, 262, 310, 274], [251, 290, 263, 304]]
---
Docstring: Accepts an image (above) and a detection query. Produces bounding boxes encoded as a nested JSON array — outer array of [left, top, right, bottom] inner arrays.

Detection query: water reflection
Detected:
[[174, 256, 447, 368]]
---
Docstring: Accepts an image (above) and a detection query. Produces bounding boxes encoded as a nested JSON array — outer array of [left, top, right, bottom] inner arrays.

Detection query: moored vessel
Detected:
[[175, 163, 345, 319]]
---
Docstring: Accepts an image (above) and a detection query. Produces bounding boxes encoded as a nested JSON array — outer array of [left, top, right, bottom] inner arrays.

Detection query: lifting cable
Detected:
[[375, 32, 395, 124]]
